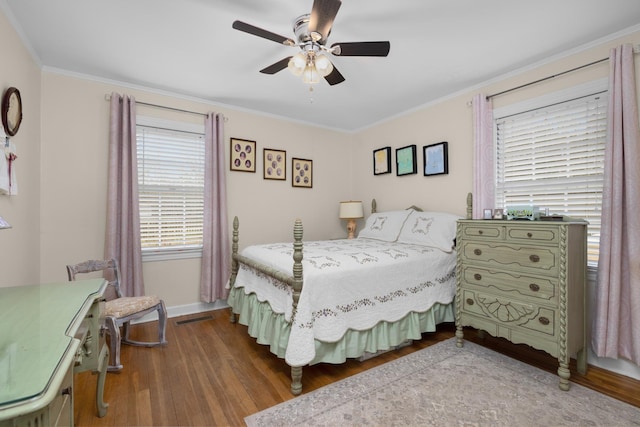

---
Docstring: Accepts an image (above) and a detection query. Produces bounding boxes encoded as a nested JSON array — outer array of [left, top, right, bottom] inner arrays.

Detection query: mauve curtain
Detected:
[[472, 93, 495, 219], [592, 44, 640, 365], [105, 92, 145, 297], [200, 113, 230, 302]]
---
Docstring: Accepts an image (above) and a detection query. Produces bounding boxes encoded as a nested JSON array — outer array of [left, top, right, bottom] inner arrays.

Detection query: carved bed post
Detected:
[[290, 218, 304, 395], [229, 216, 240, 323], [371, 198, 377, 214], [456, 192, 473, 347]]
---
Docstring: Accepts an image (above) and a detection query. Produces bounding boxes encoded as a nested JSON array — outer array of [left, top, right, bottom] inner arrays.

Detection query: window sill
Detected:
[[142, 247, 202, 262]]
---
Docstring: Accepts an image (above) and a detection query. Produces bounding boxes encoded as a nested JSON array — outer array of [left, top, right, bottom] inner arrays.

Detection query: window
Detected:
[[494, 84, 607, 266], [136, 117, 205, 260]]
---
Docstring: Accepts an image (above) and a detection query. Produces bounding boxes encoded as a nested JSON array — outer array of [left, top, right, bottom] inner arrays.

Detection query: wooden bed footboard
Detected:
[[228, 215, 305, 395], [229, 216, 304, 314]]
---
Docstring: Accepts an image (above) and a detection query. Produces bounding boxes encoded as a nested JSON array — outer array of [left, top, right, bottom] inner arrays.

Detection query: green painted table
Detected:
[[0, 279, 109, 426]]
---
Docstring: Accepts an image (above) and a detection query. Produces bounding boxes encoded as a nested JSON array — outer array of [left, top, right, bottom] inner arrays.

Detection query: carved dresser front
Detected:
[[455, 219, 587, 390]]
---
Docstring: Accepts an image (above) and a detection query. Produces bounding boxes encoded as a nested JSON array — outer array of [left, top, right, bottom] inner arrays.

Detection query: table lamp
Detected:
[[339, 201, 364, 239]]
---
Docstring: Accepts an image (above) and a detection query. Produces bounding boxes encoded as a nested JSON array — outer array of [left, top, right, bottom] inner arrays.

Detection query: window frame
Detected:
[[136, 116, 206, 262], [492, 78, 608, 268]]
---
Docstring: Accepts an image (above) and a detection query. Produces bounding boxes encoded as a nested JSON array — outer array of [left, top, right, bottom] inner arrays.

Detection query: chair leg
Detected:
[[122, 320, 131, 342], [157, 300, 168, 345], [105, 316, 123, 372], [119, 301, 168, 347]]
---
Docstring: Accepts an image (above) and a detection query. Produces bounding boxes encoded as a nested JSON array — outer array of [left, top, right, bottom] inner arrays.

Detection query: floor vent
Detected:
[[175, 315, 213, 325]]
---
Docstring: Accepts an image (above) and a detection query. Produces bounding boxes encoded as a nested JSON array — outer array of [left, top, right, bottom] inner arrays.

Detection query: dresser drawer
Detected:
[[506, 226, 559, 244], [460, 265, 557, 303], [459, 223, 504, 240], [460, 241, 558, 276], [461, 289, 556, 337]]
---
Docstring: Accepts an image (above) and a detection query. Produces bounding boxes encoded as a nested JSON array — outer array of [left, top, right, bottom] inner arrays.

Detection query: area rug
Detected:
[[245, 338, 640, 427]]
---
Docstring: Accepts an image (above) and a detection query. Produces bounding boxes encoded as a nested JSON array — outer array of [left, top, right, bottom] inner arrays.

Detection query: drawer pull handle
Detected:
[[466, 298, 474, 306], [529, 254, 540, 263], [478, 230, 484, 235], [474, 273, 482, 281], [474, 249, 482, 256], [529, 283, 540, 292], [539, 317, 550, 326], [527, 232, 533, 238]]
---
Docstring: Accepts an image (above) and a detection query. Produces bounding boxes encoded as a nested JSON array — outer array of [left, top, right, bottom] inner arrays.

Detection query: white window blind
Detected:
[[136, 124, 205, 255], [495, 92, 607, 265]]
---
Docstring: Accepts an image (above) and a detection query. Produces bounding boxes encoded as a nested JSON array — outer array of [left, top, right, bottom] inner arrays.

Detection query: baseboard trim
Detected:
[[131, 299, 229, 324]]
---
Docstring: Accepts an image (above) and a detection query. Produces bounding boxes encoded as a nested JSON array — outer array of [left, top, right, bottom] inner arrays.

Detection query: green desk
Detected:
[[0, 279, 109, 426]]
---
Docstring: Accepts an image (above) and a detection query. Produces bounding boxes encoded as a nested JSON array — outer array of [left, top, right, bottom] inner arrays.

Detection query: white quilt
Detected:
[[233, 238, 457, 366]]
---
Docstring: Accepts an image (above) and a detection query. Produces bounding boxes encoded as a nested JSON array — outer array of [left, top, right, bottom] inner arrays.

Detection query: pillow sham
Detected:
[[357, 209, 413, 242], [397, 210, 462, 252]]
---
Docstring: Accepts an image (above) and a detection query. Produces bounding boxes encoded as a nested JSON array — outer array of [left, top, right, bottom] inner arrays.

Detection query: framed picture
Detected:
[[230, 138, 256, 172], [263, 148, 286, 180], [292, 158, 312, 188], [396, 144, 417, 176], [423, 141, 449, 176], [483, 209, 493, 220], [373, 146, 392, 175], [493, 208, 504, 220]]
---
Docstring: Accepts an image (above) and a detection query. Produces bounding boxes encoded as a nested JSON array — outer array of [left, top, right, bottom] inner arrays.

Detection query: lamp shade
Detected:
[[339, 201, 364, 219], [288, 52, 307, 77], [314, 54, 334, 77], [302, 64, 320, 84]]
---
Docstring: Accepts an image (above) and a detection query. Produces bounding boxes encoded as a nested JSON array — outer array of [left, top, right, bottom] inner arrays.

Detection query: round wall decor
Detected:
[[2, 87, 23, 137]]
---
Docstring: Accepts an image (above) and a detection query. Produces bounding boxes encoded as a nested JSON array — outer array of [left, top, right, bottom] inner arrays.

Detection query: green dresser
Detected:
[[455, 219, 587, 390], [0, 279, 109, 426]]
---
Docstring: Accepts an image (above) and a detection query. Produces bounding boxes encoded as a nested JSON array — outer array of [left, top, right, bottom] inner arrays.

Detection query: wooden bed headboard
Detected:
[[370, 193, 472, 218]]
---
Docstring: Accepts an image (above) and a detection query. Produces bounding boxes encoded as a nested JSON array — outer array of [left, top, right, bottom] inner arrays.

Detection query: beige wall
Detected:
[[38, 73, 353, 309], [0, 9, 41, 286]]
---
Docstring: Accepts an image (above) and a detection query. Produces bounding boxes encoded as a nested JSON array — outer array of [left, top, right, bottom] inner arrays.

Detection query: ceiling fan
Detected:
[[232, 0, 390, 86]]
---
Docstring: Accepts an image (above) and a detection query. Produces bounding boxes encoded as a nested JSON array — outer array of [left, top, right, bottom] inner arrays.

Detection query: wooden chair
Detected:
[[67, 258, 168, 372]]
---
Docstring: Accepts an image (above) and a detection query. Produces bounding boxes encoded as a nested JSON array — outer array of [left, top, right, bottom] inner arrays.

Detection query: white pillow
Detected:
[[357, 210, 413, 242], [397, 210, 462, 252]]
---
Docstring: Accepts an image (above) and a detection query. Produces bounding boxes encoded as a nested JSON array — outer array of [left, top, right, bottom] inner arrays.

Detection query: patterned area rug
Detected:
[[245, 338, 640, 427]]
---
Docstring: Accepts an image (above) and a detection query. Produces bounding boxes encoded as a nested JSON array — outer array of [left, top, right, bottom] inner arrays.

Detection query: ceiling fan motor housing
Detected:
[[293, 14, 326, 45]]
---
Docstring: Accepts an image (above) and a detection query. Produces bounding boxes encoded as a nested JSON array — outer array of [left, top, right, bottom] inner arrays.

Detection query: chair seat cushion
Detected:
[[105, 295, 162, 318]]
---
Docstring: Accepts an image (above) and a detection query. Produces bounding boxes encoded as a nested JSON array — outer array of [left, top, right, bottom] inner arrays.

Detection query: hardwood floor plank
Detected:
[[73, 310, 640, 426]]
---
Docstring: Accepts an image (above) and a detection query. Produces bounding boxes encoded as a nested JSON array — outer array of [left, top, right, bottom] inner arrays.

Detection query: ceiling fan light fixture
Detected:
[[314, 54, 334, 77], [288, 52, 307, 76], [302, 64, 320, 84]]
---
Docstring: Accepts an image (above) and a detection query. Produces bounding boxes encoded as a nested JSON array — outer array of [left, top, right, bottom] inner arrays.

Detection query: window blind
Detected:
[[495, 92, 607, 264], [136, 125, 205, 252]]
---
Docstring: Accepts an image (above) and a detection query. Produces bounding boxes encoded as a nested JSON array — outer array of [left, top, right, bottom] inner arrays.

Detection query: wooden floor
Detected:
[[74, 309, 640, 426]]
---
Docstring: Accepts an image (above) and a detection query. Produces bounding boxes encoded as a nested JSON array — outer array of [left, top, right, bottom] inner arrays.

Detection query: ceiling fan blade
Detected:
[[259, 57, 292, 74], [308, 0, 342, 43], [331, 41, 390, 57], [324, 66, 345, 86], [232, 20, 295, 46]]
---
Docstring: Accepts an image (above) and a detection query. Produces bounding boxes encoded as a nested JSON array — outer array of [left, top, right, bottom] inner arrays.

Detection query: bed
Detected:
[[227, 195, 472, 395]]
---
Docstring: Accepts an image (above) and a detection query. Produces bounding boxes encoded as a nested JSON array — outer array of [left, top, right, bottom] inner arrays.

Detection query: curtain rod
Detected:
[[486, 57, 608, 100], [486, 44, 640, 101], [104, 94, 227, 121]]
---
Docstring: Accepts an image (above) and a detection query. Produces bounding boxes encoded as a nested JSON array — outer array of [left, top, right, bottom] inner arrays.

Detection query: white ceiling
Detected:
[[3, 0, 640, 131]]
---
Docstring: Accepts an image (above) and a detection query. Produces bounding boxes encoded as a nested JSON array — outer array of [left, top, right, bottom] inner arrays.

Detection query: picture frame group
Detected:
[[372, 141, 449, 177], [229, 138, 313, 189]]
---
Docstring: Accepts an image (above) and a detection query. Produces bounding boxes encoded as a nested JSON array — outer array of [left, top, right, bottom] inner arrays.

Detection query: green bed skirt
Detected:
[[228, 286, 455, 365]]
